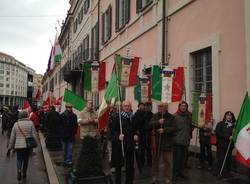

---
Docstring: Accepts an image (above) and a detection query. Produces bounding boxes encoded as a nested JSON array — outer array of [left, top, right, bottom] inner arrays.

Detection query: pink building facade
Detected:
[[44, 0, 250, 121], [99, 0, 250, 125]]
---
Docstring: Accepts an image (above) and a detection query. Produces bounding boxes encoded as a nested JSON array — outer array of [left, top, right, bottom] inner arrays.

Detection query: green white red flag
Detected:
[[84, 61, 106, 92], [152, 66, 184, 103], [98, 72, 118, 130], [115, 55, 139, 87], [191, 93, 212, 126], [233, 93, 250, 168]]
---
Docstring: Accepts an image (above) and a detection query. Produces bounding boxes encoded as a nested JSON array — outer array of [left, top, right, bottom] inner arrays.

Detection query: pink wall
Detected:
[[167, 0, 246, 118]]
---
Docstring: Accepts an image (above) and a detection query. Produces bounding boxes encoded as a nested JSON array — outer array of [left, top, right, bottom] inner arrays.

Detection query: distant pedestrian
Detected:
[[29, 106, 40, 131], [1, 106, 10, 135], [60, 103, 78, 167], [6, 106, 19, 147], [7, 110, 38, 182], [215, 111, 235, 178]]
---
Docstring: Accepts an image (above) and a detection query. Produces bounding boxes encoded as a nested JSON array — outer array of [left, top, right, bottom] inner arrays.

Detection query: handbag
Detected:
[[17, 123, 37, 149]]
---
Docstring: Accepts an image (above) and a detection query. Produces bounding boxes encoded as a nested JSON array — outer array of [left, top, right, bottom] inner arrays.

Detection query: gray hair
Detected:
[[18, 110, 29, 119]]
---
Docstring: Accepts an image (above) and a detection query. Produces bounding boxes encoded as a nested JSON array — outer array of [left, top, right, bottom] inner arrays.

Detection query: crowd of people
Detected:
[[0, 100, 236, 184]]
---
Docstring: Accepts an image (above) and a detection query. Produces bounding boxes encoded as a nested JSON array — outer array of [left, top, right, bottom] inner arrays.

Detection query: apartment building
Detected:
[[0, 52, 35, 107]]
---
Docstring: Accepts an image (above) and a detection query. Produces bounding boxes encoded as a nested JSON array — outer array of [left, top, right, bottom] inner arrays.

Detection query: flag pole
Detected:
[[219, 129, 235, 177], [115, 55, 125, 158]]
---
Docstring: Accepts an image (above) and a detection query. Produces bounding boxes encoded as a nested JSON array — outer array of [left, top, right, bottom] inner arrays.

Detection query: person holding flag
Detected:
[[150, 102, 177, 184], [215, 111, 236, 178], [110, 100, 137, 184]]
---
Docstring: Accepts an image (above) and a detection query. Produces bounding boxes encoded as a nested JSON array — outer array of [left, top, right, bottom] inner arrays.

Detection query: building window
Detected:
[[83, 35, 89, 61], [73, 18, 78, 33], [136, 0, 153, 13], [0, 83, 3, 87], [84, 0, 90, 14], [6, 84, 10, 88], [102, 6, 112, 44], [116, 0, 130, 31], [78, 7, 84, 24], [91, 22, 99, 60], [192, 47, 212, 93], [0, 70, 4, 74]]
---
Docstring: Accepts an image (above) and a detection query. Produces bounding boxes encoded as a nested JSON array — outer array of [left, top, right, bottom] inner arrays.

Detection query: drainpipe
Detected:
[[162, 0, 166, 66], [97, 0, 100, 62]]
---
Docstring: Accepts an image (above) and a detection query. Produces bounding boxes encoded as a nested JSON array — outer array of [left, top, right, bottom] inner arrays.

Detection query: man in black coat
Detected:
[[45, 106, 62, 150], [60, 103, 78, 166], [132, 102, 145, 172], [110, 101, 138, 184]]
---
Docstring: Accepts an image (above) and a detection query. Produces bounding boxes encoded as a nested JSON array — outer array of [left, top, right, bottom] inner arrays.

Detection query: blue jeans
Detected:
[[16, 148, 31, 173], [62, 141, 73, 164]]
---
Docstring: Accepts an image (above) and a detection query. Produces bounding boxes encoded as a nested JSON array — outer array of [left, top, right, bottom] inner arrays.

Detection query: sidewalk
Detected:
[[40, 135, 250, 184], [0, 132, 48, 184]]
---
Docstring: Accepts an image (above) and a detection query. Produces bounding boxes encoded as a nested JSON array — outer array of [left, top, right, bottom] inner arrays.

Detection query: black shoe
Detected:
[[23, 173, 26, 179], [17, 171, 21, 181], [179, 173, 189, 180]]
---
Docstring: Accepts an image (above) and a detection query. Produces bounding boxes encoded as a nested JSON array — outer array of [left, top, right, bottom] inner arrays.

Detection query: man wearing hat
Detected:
[[60, 103, 78, 166]]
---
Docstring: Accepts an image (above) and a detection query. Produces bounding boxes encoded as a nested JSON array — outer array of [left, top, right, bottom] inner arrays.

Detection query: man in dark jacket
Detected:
[[132, 102, 145, 172], [144, 102, 153, 166], [150, 102, 177, 184], [60, 103, 78, 166], [6, 106, 19, 147], [45, 106, 62, 150], [173, 101, 194, 181], [110, 101, 137, 184]]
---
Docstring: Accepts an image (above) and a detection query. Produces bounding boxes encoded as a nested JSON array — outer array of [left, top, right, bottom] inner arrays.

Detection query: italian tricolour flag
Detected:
[[233, 93, 250, 168], [98, 72, 118, 130], [152, 65, 184, 103]]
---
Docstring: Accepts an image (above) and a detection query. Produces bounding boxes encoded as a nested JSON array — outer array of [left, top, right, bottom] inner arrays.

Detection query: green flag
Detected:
[[233, 93, 250, 168], [104, 72, 118, 101], [99, 72, 118, 118], [134, 77, 141, 102], [115, 54, 122, 83], [83, 61, 92, 91], [63, 89, 86, 111], [152, 65, 162, 101], [192, 92, 200, 125]]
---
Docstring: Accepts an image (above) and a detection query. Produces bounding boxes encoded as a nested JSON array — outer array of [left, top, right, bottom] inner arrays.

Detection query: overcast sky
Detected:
[[0, 0, 70, 74]]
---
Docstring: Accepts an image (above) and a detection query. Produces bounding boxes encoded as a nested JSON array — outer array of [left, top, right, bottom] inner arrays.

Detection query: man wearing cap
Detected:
[[78, 100, 99, 139], [60, 103, 78, 166], [150, 102, 177, 184]]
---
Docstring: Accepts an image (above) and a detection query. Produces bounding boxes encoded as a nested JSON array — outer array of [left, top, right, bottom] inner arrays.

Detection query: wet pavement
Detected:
[[0, 131, 48, 184], [47, 140, 250, 184]]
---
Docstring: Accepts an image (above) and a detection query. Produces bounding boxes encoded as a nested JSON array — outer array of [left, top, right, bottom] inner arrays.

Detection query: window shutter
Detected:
[[101, 13, 105, 44], [86, 35, 89, 60], [108, 6, 112, 40], [136, 0, 142, 13], [125, 0, 130, 24], [115, 0, 119, 32], [83, 39, 86, 60], [91, 27, 94, 60]]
